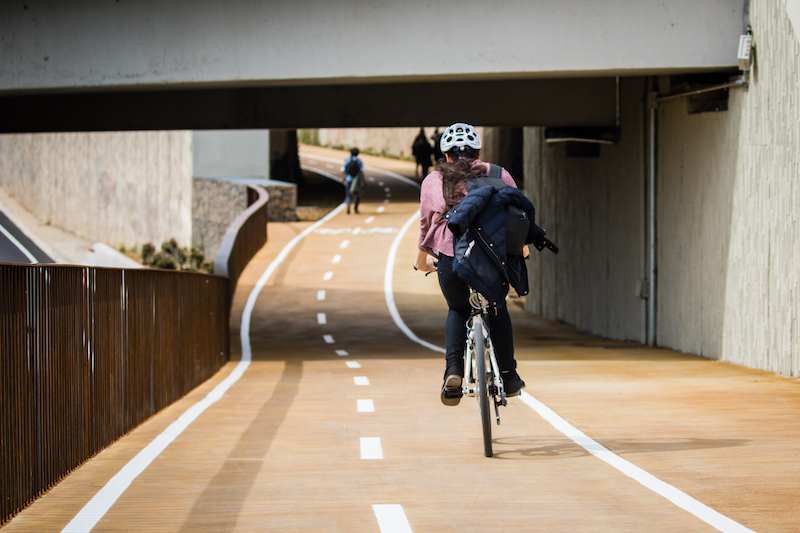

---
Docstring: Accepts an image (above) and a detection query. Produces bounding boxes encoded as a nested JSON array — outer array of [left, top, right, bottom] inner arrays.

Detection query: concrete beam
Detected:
[[0, 78, 618, 133], [0, 0, 744, 94]]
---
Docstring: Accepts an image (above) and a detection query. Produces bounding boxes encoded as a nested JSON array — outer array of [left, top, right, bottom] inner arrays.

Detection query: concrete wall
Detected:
[[192, 131, 270, 178], [0, 0, 743, 93], [523, 77, 648, 343], [524, 2, 800, 377], [656, 0, 800, 376], [317, 128, 440, 160], [0, 131, 193, 248]]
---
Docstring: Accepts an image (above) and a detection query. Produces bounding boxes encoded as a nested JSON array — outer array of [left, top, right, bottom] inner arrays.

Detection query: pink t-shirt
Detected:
[[418, 160, 518, 257]]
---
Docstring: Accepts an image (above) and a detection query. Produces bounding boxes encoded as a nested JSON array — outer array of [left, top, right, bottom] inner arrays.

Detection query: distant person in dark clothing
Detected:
[[412, 128, 433, 177], [431, 128, 444, 163], [341, 147, 364, 214]]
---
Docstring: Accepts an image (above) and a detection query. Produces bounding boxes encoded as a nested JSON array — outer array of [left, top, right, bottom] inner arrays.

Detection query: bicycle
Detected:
[[462, 286, 506, 457], [423, 266, 507, 457]]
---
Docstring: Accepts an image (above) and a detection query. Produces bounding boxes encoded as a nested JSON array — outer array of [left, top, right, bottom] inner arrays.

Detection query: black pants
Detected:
[[436, 254, 516, 374]]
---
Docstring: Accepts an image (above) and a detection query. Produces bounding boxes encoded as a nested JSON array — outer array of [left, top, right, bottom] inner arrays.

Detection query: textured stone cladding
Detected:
[[265, 183, 297, 223], [657, 1, 800, 376], [523, 77, 648, 344], [191, 177, 248, 261], [0, 131, 193, 248]]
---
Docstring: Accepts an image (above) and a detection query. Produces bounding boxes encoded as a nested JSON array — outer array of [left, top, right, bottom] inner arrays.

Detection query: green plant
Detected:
[[297, 129, 320, 146], [141, 239, 213, 274]]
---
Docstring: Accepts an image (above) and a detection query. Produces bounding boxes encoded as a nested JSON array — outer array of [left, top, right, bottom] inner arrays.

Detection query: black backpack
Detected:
[[464, 164, 530, 255], [345, 158, 361, 177]]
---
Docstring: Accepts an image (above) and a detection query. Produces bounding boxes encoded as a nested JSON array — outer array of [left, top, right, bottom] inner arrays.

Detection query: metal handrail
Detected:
[[0, 264, 229, 525]]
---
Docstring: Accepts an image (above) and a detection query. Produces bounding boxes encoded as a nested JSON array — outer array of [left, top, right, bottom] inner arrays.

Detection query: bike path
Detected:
[[3, 149, 799, 532]]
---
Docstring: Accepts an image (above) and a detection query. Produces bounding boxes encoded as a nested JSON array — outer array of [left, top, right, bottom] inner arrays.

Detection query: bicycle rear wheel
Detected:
[[473, 321, 493, 457]]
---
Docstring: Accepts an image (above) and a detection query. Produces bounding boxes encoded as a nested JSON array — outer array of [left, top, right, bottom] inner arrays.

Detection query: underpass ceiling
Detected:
[[0, 78, 621, 132]]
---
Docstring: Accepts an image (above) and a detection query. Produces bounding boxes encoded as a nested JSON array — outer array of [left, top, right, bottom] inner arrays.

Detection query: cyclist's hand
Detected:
[[413, 250, 437, 272]]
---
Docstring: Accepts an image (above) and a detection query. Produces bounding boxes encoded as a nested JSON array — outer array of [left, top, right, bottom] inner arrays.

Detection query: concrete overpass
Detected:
[[0, 0, 746, 132]]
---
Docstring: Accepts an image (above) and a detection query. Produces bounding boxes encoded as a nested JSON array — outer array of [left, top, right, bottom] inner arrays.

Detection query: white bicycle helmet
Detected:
[[440, 122, 481, 153]]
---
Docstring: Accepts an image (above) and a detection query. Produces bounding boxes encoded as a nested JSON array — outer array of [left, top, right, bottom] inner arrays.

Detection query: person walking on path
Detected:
[[340, 147, 364, 214], [431, 128, 443, 163], [414, 123, 526, 406], [412, 128, 433, 178], [348, 167, 367, 214]]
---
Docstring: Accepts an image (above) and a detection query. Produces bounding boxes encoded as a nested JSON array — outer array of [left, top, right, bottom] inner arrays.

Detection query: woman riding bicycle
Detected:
[[414, 123, 526, 406]]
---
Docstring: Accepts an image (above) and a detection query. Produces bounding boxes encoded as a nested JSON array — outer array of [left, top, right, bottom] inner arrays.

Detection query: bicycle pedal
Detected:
[[442, 388, 463, 399]]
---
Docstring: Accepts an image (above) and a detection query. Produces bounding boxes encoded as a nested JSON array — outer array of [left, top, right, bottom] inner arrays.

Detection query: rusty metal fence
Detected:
[[214, 185, 269, 305], [0, 264, 229, 524]]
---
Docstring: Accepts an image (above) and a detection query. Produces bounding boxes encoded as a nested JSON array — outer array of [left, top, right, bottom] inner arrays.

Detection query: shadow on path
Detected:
[[179, 361, 303, 531]]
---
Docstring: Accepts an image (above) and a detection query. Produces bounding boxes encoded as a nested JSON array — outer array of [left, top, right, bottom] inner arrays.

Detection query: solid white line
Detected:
[[354, 376, 370, 386], [335, 350, 349, 356], [365, 216, 375, 224], [323, 335, 335, 344], [300, 164, 341, 183], [384, 209, 753, 533], [0, 222, 38, 263], [383, 210, 445, 354], [323, 271, 334, 280], [332, 254, 342, 264], [317, 290, 326, 301], [340, 240, 350, 249], [346, 361, 361, 368], [62, 202, 347, 533], [373, 504, 413, 533], [360, 437, 383, 459], [317, 313, 327, 325], [377, 206, 385, 213], [357, 399, 375, 412], [517, 392, 755, 533]]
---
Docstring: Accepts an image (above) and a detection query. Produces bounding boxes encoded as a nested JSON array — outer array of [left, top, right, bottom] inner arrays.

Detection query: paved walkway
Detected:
[[4, 147, 800, 532]]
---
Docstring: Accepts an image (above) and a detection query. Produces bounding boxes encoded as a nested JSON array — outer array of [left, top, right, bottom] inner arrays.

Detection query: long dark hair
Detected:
[[438, 146, 482, 207]]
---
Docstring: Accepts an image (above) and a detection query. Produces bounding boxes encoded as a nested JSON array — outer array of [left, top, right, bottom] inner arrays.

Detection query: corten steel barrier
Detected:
[[0, 264, 229, 525], [214, 185, 269, 304]]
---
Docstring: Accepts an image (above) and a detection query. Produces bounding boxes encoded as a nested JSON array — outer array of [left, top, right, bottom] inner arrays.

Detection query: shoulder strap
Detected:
[[487, 163, 502, 179]]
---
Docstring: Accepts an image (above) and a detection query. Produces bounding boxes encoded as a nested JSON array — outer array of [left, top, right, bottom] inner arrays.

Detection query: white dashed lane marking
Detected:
[[332, 254, 342, 263], [317, 290, 326, 301], [365, 216, 375, 224], [323, 335, 335, 344], [384, 187, 391, 193], [360, 438, 383, 459], [323, 271, 334, 281], [357, 399, 374, 412], [340, 240, 350, 249], [378, 181, 384, 186], [335, 350, 349, 356], [373, 504, 413, 533], [317, 313, 327, 325], [346, 361, 361, 368], [383, 199, 390, 203], [377, 206, 385, 213], [353, 376, 369, 386]]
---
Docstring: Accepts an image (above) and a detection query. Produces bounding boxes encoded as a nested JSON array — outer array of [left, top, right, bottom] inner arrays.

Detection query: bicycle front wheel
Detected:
[[473, 321, 493, 457]]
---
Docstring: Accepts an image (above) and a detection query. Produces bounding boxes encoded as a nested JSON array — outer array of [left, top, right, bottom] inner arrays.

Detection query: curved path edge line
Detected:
[[62, 203, 346, 533], [299, 151, 420, 188], [386, 211, 753, 533], [0, 221, 38, 263]]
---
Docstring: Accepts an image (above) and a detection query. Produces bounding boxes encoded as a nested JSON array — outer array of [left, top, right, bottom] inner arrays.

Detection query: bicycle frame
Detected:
[[463, 288, 507, 423]]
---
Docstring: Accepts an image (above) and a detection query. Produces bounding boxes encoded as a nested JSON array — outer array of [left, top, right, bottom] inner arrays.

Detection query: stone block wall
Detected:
[[191, 177, 249, 260]]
